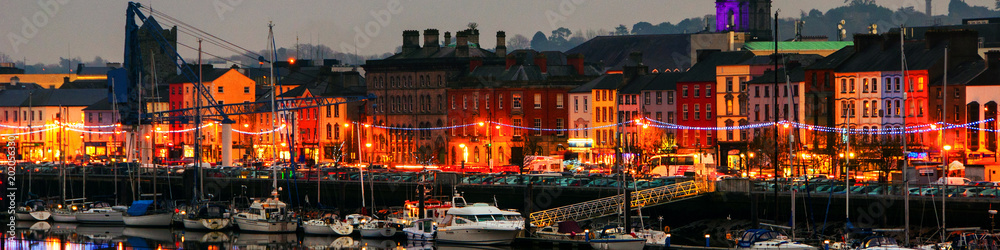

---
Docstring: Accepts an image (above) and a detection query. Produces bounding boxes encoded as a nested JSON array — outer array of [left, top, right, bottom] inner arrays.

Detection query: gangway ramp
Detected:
[[529, 180, 710, 227]]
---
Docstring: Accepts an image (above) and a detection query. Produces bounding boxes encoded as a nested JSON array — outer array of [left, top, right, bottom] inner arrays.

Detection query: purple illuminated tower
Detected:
[[715, 0, 773, 41]]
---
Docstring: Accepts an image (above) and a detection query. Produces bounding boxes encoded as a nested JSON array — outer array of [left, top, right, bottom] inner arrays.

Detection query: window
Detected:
[[885, 101, 892, 116], [862, 78, 869, 93], [656, 112, 662, 121], [792, 85, 798, 96], [726, 120, 734, 140], [556, 94, 564, 109], [765, 104, 770, 121], [706, 104, 712, 119], [764, 86, 770, 97], [498, 95, 503, 110], [694, 86, 700, 98], [334, 104, 340, 118], [533, 118, 542, 136], [574, 97, 579, 113], [682, 105, 689, 120], [474, 95, 479, 110], [463, 95, 468, 110], [783, 85, 789, 97], [863, 101, 870, 117], [655, 91, 662, 104], [333, 124, 340, 140], [872, 78, 878, 92], [755, 86, 760, 97], [885, 78, 891, 93], [894, 100, 901, 117], [644, 92, 651, 105], [840, 79, 847, 93], [667, 112, 674, 123], [513, 118, 522, 136], [682, 86, 689, 98], [726, 99, 734, 115], [694, 104, 700, 120], [244, 86, 250, 94], [513, 93, 522, 109], [451, 96, 456, 109], [871, 100, 878, 117], [667, 91, 674, 104], [705, 85, 711, 97], [326, 106, 331, 118], [849, 79, 856, 93], [726, 77, 733, 92], [485, 95, 490, 110], [894, 78, 901, 92], [583, 97, 588, 112], [556, 119, 564, 136], [754, 105, 760, 121], [534, 93, 542, 109], [783, 104, 788, 120]]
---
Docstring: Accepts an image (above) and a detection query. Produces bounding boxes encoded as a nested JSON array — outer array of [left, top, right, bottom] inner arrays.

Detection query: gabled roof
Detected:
[[835, 41, 971, 73], [967, 63, 1000, 86], [677, 51, 755, 83], [641, 72, 685, 91], [384, 46, 496, 60], [743, 41, 853, 52], [566, 34, 692, 72], [83, 97, 113, 111], [747, 65, 806, 84], [573, 74, 624, 93], [930, 60, 986, 86], [805, 46, 855, 70], [620, 75, 657, 94], [0, 89, 107, 107], [60, 79, 107, 89]]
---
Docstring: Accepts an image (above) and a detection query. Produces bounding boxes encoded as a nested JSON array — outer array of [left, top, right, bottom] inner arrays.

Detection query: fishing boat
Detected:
[[302, 214, 354, 235], [14, 199, 51, 221], [434, 192, 524, 245], [585, 225, 647, 250], [233, 196, 298, 233], [403, 218, 437, 241]]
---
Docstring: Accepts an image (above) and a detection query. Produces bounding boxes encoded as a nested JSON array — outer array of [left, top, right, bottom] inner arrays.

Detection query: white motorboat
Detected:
[[536, 221, 585, 241], [233, 197, 298, 233], [359, 220, 400, 238], [14, 200, 51, 221], [302, 215, 354, 236], [403, 218, 437, 241], [182, 202, 232, 231], [123, 200, 173, 227], [635, 228, 669, 246], [75, 202, 124, 224], [736, 229, 817, 249], [856, 235, 915, 250], [434, 193, 524, 245], [585, 225, 647, 250]]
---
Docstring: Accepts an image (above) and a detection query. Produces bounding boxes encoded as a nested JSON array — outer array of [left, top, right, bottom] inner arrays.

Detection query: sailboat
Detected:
[[14, 200, 51, 221], [124, 56, 174, 227], [232, 22, 299, 233], [182, 201, 232, 230], [302, 143, 354, 236]]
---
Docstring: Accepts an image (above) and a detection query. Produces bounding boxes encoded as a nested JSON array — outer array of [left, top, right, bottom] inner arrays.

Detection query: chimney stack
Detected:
[[456, 31, 469, 57], [567, 53, 586, 75], [467, 28, 480, 46], [853, 34, 885, 52], [986, 50, 1000, 69], [926, 0, 932, 16], [495, 31, 507, 57], [423, 29, 440, 49], [402, 30, 420, 54], [534, 53, 548, 73], [443, 32, 452, 46]]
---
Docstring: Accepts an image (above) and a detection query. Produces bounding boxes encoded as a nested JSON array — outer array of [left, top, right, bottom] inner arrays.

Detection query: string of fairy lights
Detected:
[[1, 117, 995, 137]]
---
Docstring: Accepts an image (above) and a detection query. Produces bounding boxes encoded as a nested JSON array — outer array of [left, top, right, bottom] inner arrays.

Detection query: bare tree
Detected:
[[507, 34, 530, 50]]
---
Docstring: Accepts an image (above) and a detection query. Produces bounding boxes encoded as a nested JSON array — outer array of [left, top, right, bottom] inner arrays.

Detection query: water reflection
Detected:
[[3, 225, 535, 249]]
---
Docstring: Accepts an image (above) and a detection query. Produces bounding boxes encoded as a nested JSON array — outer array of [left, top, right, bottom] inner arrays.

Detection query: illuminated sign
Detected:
[[907, 152, 927, 160], [568, 138, 593, 148]]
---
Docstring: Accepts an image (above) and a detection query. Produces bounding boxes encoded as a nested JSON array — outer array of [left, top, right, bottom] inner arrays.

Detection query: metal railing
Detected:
[[529, 180, 710, 227]]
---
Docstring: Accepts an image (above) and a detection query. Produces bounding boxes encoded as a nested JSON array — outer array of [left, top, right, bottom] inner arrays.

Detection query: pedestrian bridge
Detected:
[[528, 180, 712, 227]]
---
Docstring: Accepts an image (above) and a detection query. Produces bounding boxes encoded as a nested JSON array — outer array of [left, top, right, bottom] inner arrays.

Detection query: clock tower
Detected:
[[715, 0, 773, 41]]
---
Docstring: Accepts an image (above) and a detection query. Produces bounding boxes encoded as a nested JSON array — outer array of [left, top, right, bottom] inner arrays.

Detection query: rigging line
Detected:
[[143, 7, 263, 59], [174, 41, 257, 69], [163, 23, 261, 63]]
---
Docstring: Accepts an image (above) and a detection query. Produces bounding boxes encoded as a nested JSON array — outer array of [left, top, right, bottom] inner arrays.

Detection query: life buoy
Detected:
[[589, 232, 596, 239], [664, 226, 670, 233]]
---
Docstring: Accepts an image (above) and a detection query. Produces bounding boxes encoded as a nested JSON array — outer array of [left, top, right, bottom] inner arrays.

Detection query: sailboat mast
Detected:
[[269, 22, 278, 199], [196, 39, 204, 201], [901, 27, 910, 246], [941, 45, 948, 243], [151, 50, 158, 207]]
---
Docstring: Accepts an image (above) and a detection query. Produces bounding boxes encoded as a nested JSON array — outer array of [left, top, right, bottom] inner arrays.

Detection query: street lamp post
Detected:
[[942, 144, 952, 242]]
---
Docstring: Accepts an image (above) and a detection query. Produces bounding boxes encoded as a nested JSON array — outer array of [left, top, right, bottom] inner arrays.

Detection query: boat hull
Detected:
[[123, 212, 174, 227], [359, 227, 397, 238], [76, 211, 124, 224], [51, 212, 77, 222], [183, 218, 231, 231], [403, 228, 435, 241], [436, 228, 519, 245], [234, 217, 297, 233], [588, 239, 647, 250], [302, 220, 354, 236]]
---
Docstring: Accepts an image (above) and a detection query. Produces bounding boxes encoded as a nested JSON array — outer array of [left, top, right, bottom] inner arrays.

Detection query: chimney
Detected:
[[534, 53, 548, 73], [924, 30, 947, 49], [505, 54, 516, 70], [623, 52, 648, 83], [567, 53, 586, 75], [467, 28, 480, 46], [948, 29, 980, 60], [469, 57, 483, 72], [883, 32, 901, 51], [443, 31, 452, 46], [495, 31, 507, 57], [986, 50, 1000, 69], [402, 30, 420, 54], [456, 31, 470, 57], [64, 76, 70, 84], [926, 0, 932, 16], [853, 34, 885, 52], [628, 51, 643, 66], [106, 62, 121, 68], [423, 29, 440, 50]]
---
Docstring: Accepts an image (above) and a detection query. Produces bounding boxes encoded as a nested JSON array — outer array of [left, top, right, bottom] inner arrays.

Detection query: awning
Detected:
[[947, 160, 965, 171], [126, 200, 154, 216]]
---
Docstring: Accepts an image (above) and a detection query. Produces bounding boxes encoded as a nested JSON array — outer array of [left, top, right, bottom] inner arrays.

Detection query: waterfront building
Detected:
[[676, 50, 754, 154], [167, 65, 256, 163], [965, 51, 1000, 166], [0, 89, 106, 162]]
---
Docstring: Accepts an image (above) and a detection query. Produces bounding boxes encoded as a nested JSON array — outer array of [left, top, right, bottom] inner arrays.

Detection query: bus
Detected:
[[645, 153, 716, 177]]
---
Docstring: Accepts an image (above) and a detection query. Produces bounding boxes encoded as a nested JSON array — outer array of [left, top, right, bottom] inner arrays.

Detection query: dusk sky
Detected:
[[1, 0, 994, 65]]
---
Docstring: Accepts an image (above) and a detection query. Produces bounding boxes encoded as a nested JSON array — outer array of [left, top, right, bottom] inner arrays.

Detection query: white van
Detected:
[[933, 177, 971, 185]]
